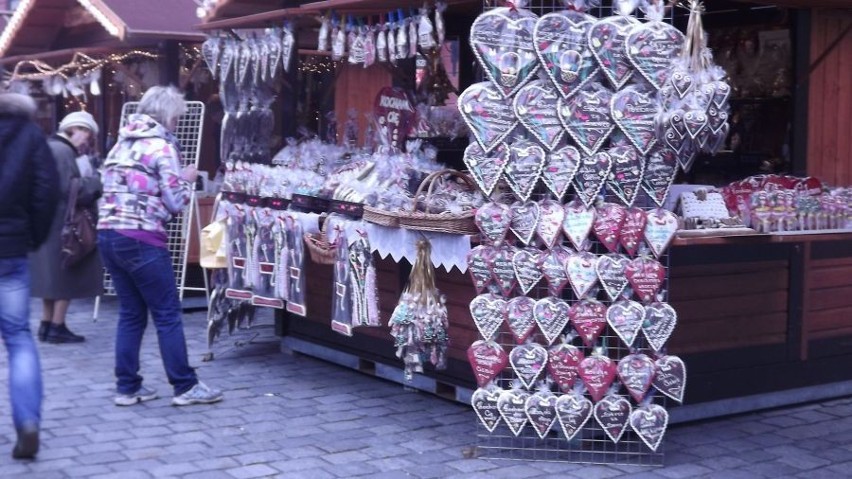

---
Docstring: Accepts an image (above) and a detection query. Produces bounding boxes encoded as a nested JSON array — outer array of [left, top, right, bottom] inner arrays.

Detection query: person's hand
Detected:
[[181, 165, 198, 183]]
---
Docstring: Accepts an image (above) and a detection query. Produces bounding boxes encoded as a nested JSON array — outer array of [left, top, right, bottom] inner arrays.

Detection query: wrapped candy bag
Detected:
[[318, 15, 330, 51], [418, 6, 437, 51]]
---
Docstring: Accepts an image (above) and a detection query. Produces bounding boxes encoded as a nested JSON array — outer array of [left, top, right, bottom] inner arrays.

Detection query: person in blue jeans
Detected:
[[0, 91, 60, 459], [97, 86, 223, 407]]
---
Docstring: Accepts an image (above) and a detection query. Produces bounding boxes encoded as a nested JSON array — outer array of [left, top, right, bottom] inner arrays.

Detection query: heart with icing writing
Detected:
[[534, 296, 572, 345], [630, 404, 669, 451], [570, 299, 607, 348], [579, 354, 617, 403], [595, 395, 632, 443], [547, 342, 585, 393], [573, 151, 613, 207], [506, 296, 537, 344], [491, 246, 518, 296], [566, 251, 599, 299], [470, 8, 540, 99], [470, 293, 506, 341], [606, 299, 645, 347], [626, 257, 666, 303], [510, 342, 548, 389], [536, 199, 565, 249], [593, 202, 627, 254], [642, 145, 679, 208], [653, 354, 686, 403], [513, 80, 565, 151], [558, 88, 615, 156], [626, 22, 685, 90], [563, 199, 596, 250], [617, 353, 656, 403], [534, 10, 599, 99], [509, 201, 540, 245], [525, 391, 558, 439], [540, 245, 573, 295], [475, 202, 513, 244], [644, 207, 679, 259], [620, 207, 647, 257], [542, 145, 581, 200], [596, 254, 631, 301], [588, 16, 638, 89], [498, 388, 531, 436], [513, 247, 544, 295], [467, 245, 496, 294], [504, 140, 546, 201], [472, 387, 503, 432], [607, 146, 646, 207], [643, 302, 677, 352], [611, 87, 658, 154], [463, 142, 509, 196], [556, 392, 593, 440], [458, 82, 519, 153], [467, 340, 509, 387]]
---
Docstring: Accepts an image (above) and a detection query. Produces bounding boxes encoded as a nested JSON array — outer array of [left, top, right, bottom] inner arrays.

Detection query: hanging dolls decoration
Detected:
[[348, 230, 380, 328], [330, 227, 354, 336], [285, 215, 308, 316]]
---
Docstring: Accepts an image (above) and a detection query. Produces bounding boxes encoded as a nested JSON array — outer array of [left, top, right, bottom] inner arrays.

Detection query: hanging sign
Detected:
[[373, 86, 416, 149]]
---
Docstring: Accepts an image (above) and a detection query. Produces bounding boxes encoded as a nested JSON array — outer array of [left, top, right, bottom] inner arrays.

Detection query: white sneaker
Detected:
[[114, 386, 158, 406], [171, 382, 223, 406]]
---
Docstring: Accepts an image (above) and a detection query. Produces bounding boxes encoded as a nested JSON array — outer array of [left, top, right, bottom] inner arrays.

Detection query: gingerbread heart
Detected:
[[588, 16, 638, 89], [626, 257, 665, 303], [617, 353, 656, 403], [563, 199, 596, 250], [513, 247, 544, 295], [525, 391, 558, 439], [470, 8, 540, 99], [593, 203, 627, 254], [534, 10, 599, 99], [607, 146, 646, 207], [539, 245, 573, 295], [463, 142, 509, 196], [504, 140, 545, 201], [556, 392, 593, 440], [468, 340, 508, 387], [643, 302, 677, 352], [679, 139, 699, 172], [620, 207, 647, 257], [711, 80, 732, 109], [611, 87, 658, 154], [547, 342, 585, 393], [630, 404, 669, 451], [475, 202, 513, 244], [467, 245, 496, 294], [663, 126, 686, 155], [573, 151, 613, 207], [596, 254, 630, 301], [683, 109, 708, 140], [570, 299, 607, 348], [536, 199, 564, 249], [472, 387, 503, 432], [606, 299, 645, 347], [506, 296, 537, 344], [626, 22, 685, 90], [458, 82, 519, 153], [558, 88, 615, 156], [534, 297, 571, 345], [542, 145, 581, 200], [510, 342, 548, 389], [653, 354, 686, 403], [498, 388, 531, 436], [594, 395, 632, 443], [470, 293, 506, 341], [492, 246, 518, 296], [579, 354, 617, 403], [644, 207, 679, 259], [513, 80, 565, 151], [509, 201, 540, 245], [669, 67, 694, 99], [566, 251, 599, 299], [642, 145, 679, 208], [707, 105, 729, 136]]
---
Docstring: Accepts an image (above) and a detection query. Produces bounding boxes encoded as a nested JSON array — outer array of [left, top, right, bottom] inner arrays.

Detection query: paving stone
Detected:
[[226, 463, 280, 478], [656, 463, 714, 478]]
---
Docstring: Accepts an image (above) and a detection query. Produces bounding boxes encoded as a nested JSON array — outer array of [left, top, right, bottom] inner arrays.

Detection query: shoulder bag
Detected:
[[60, 177, 97, 269]]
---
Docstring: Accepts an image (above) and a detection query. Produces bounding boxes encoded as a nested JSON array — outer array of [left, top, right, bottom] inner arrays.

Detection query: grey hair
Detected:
[[137, 86, 186, 128]]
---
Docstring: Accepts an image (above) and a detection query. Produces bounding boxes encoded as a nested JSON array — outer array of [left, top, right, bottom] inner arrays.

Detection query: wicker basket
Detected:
[[397, 169, 479, 235], [362, 205, 402, 228], [303, 230, 337, 265]]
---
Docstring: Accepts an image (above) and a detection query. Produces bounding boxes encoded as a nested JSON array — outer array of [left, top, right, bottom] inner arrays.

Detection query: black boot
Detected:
[[45, 323, 85, 343], [11, 425, 39, 459], [37, 321, 50, 342]]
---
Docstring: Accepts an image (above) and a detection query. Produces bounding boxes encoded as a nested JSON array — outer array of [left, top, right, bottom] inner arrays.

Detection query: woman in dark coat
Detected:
[[29, 112, 103, 343]]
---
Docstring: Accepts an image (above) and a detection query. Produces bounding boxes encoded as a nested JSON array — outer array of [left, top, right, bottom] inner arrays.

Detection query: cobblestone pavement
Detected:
[[0, 297, 850, 478]]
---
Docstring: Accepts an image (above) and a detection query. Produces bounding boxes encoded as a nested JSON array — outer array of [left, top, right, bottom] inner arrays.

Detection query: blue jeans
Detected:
[[0, 257, 42, 430], [97, 230, 197, 396]]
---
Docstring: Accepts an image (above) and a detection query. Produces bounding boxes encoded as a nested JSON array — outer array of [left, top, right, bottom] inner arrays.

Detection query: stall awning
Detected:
[[202, 0, 291, 22]]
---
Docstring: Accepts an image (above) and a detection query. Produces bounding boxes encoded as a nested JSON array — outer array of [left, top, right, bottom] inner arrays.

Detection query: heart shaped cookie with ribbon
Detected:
[[593, 203, 627, 254], [630, 404, 669, 451], [556, 392, 593, 440], [558, 88, 615, 156], [579, 354, 617, 403], [513, 80, 565, 151], [617, 353, 656, 403], [534, 297, 571, 345], [644, 208, 678, 259], [506, 296, 537, 344], [513, 247, 544, 295], [492, 246, 518, 296], [573, 151, 613, 207], [620, 207, 647, 257], [472, 387, 503, 432], [547, 342, 585, 393], [509, 201, 540, 245], [626, 22, 685, 90], [606, 299, 645, 347], [536, 199, 565, 249], [458, 82, 519, 153], [542, 145, 581, 200], [570, 299, 607, 348], [463, 142, 509, 196], [510, 342, 548, 389], [626, 257, 665, 303], [563, 199, 596, 250], [467, 245, 497, 294], [588, 16, 639, 89], [470, 7, 540, 98], [525, 391, 558, 439], [566, 251, 599, 299], [505, 140, 546, 201], [470, 293, 506, 341], [594, 394, 632, 443], [642, 145, 679, 208], [498, 388, 531, 436], [653, 354, 686, 403], [611, 87, 658, 154], [607, 146, 646, 207], [596, 254, 631, 301], [534, 10, 599, 99], [643, 302, 677, 352], [475, 202, 513, 244], [468, 340, 508, 387], [539, 245, 573, 295]]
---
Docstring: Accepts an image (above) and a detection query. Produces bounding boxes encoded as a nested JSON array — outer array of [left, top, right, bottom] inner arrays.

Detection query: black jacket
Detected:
[[0, 93, 60, 258]]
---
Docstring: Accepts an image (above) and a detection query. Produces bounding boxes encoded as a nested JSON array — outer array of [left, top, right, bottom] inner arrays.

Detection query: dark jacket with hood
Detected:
[[0, 92, 59, 258]]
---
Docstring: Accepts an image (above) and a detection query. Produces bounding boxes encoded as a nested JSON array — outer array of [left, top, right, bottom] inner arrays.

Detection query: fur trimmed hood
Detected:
[[0, 92, 37, 118]]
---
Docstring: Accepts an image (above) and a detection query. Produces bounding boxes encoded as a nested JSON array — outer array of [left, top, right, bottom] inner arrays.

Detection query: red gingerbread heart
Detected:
[[475, 202, 513, 244], [593, 203, 627, 254], [619, 207, 647, 257], [467, 245, 497, 294], [467, 340, 508, 388], [569, 299, 607, 348], [547, 342, 585, 393], [491, 246, 519, 297], [625, 257, 665, 303], [539, 245, 573, 295], [578, 354, 617, 403], [617, 353, 656, 403], [563, 199, 596, 250]]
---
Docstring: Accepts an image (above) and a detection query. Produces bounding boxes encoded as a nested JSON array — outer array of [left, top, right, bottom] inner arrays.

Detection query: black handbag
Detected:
[[60, 178, 97, 269]]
